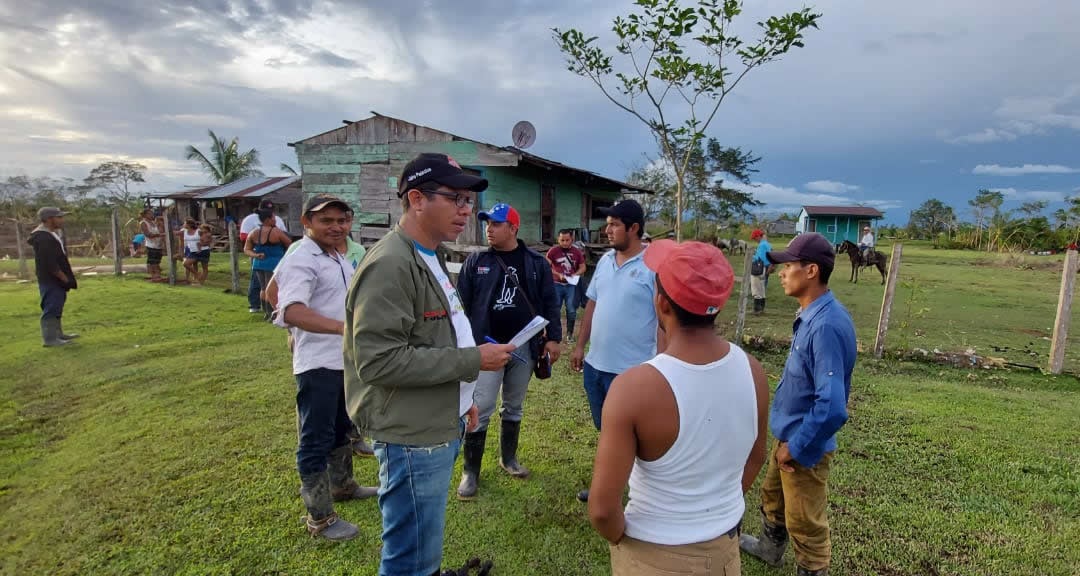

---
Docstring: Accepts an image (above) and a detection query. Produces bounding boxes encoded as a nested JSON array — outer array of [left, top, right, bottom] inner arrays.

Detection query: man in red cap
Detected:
[[588, 239, 769, 575]]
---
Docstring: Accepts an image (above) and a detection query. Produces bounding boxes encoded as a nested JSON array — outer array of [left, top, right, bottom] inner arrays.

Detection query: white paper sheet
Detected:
[[564, 274, 580, 286], [509, 315, 549, 348]]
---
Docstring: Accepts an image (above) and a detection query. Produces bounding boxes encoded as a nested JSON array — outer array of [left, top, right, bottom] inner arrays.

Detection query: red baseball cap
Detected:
[[644, 240, 734, 315]]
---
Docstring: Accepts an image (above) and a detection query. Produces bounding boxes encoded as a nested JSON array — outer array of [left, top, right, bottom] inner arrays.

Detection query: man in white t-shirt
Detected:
[[240, 199, 287, 313], [345, 153, 515, 575]]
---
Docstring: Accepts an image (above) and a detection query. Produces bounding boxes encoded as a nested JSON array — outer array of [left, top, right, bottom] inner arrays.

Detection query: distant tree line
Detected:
[[890, 190, 1080, 252]]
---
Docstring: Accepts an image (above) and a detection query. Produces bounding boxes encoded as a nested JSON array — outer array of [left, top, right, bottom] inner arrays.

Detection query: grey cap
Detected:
[[38, 207, 67, 221]]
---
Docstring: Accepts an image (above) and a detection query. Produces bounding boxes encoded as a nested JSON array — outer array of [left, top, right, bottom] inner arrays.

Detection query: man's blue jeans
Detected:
[[38, 282, 67, 320], [554, 283, 577, 322], [247, 264, 261, 310], [583, 362, 618, 430], [374, 420, 464, 576]]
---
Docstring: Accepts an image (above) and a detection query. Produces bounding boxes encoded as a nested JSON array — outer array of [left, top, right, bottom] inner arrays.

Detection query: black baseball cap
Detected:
[[767, 232, 835, 269], [303, 194, 351, 215], [598, 199, 645, 229], [258, 199, 275, 211], [397, 153, 488, 197]]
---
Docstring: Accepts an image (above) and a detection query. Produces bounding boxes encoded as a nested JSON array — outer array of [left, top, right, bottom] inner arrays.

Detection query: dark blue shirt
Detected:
[[770, 290, 856, 467]]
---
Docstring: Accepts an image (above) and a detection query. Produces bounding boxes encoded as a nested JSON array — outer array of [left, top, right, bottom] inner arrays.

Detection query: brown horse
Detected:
[[839, 240, 887, 284]]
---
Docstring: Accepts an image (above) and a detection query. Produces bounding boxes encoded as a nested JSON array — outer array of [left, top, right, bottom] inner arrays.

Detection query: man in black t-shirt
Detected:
[[455, 203, 562, 499]]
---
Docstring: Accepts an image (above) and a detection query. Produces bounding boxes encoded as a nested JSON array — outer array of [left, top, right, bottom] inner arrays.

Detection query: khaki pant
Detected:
[[760, 440, 834, 571], [610, 530, 741, 575], [750, 275, 766, 299]]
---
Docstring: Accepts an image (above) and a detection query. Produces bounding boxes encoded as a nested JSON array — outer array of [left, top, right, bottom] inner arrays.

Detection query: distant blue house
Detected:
[[795, 206, 885, 245]]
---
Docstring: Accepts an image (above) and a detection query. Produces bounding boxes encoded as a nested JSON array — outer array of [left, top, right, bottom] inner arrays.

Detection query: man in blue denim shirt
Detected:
[[740, 232, 855, 576]]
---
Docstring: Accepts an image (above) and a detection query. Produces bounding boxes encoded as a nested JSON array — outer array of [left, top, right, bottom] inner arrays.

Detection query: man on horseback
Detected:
[[858, 226, 875, 266]]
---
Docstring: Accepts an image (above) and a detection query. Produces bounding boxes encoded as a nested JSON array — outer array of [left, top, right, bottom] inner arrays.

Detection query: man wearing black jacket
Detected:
[[455, 203, 562, 499], [28, 207, 78, 347]]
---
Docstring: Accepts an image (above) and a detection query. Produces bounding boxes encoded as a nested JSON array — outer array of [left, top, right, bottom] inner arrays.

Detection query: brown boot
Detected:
[[327, 445, 377, 501], [299, 470, 358, 541]]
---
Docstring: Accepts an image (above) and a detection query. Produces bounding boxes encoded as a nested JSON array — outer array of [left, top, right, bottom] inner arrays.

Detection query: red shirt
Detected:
[[546, 245, 585, 283]]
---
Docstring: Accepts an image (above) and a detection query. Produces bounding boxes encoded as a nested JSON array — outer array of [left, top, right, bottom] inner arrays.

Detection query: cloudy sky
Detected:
[[2, 0, 1079, 223]]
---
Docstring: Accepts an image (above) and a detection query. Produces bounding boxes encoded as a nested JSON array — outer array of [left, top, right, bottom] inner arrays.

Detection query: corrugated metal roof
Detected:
[[804, 206, 885, 218], [146, 177, 300, 201], [147, 186, 216, 200], [198, 176, 299, 199]]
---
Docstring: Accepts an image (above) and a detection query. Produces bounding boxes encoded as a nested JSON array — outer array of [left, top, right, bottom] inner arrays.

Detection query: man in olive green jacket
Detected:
[[345, 152, 514, 576]]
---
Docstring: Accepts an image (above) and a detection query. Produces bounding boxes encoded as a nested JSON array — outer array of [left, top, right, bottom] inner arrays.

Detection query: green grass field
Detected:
[[1, 246, 1078, 575]]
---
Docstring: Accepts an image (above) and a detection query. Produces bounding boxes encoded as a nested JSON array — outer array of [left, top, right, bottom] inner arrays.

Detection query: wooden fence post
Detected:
[[14, 219, 29, 280], [163, 214, 176, 286], [1048, 249, 1078, 374], [229, 221, 240, 295], [873, 243, 903, 359], [734, 248, 754, 344], [110, 208, 122, 276]]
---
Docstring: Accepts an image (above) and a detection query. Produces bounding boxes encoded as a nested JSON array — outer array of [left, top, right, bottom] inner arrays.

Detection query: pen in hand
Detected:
[[484, 336, 528, 365]]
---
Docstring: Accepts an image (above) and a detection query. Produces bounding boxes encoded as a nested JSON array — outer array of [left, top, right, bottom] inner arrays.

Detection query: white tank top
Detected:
[[144, 221, 161, 249], [623, 345, 758, 545], [183, 229, 201, 252]]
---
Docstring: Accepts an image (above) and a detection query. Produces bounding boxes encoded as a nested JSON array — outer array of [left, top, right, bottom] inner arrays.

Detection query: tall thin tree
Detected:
[[185, 130, 263, 184]]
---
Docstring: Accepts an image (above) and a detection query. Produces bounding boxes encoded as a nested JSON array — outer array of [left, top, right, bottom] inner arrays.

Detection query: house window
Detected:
[[826, 224, 837, 233]]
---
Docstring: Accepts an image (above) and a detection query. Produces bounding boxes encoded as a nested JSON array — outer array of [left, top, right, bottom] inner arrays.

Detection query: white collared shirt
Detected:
[[273, 237, 354, 375]]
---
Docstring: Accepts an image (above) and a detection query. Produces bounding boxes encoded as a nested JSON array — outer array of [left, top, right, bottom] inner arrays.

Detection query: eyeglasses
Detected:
[[422, 188, 474, 208]]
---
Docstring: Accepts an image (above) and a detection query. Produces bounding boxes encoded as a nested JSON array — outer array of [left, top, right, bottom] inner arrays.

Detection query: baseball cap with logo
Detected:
[[37, 207, 67, 221], [303, 194, 351, 215], [397, 153, 488, 197], [766, 232, 836, 270], [644, 240, 734, 316], [477, 203, 520, 228]]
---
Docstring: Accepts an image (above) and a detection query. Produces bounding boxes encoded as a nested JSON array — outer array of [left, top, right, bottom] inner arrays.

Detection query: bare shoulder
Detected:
[[607, 363, 670, 411]]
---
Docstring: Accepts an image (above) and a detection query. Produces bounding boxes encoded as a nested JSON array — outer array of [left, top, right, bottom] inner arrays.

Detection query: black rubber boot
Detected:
[[457, 429, 486, 500], [57, 317, 79, 340], [566, 317, 576, 342], [739, 512, 789, 567], [797, 567, 828, 576], [41, 318, 69, 347], [498, 420, 530, 478]]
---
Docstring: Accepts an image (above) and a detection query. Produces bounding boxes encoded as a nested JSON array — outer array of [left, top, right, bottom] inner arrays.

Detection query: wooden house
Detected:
[[289, 112, 651, 248], [151, 176, 303, 235], [796, 206, 885, 245]]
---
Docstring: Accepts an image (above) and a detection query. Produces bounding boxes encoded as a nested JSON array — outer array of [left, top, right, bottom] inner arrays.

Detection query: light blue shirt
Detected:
[[754, 239, 772, 266], [585, 247, 658, 374]]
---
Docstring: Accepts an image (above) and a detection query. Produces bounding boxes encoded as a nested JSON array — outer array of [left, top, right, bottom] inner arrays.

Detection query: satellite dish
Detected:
[[512, 121, 536, 149]]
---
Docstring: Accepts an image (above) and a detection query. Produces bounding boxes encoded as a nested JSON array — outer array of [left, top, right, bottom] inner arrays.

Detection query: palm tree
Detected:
[[185, 130, 263, 184], [279, 163, 298, 175]]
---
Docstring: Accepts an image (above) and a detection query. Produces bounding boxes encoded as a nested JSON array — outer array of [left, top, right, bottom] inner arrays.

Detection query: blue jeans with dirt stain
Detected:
[[583, 362, 619, 430], [373, 419, 465, 576]]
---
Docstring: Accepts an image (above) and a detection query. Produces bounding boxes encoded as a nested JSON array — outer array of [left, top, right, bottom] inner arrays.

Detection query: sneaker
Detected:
[[566, 335, 576, 344], [576, 489, 589, 503], [249, 308, 260, 313]]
